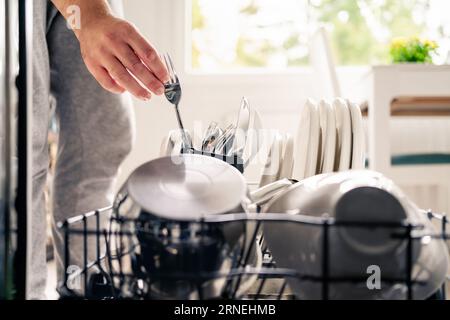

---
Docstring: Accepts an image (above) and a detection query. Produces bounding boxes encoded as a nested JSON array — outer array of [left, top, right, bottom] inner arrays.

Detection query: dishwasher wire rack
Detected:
[[57, 205, 450, 300]]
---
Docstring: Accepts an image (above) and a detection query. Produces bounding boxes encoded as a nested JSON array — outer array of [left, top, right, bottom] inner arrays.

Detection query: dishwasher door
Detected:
[[0, 0, 14, 300], [1, 0, 31, 300]]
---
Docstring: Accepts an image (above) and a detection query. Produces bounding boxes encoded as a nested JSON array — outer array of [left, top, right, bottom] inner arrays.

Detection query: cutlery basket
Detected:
[[57, 207, 450, 300]]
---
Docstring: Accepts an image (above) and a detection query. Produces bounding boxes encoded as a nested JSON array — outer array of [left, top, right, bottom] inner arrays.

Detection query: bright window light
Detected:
[[189, 0, 450, 70]]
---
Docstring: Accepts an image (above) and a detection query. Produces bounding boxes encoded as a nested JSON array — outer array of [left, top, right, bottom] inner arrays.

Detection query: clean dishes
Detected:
[[201, 122, 221, 152], [278, 133, 294, 180], [318, 100, 336, 174], [304, 100, 320, 178], [228, 97, 251, 157], [263, 170, 449, 300], [293, 97, 361, 178], [124, 154, 248, 221], [250, 178, 294, 207], [333, 98, 352, 171], [259, 132, 284, 187], [293, 99, 314, 180], [174, 130, 193, 155], [113, 154, 251, 299], [160, 131, 174, 157], [348, 101, 365, 169], [195, 97, 263, 168], [243, 105, 264, 168], [160, 129, 193, 156], [213, 124, 236, 155]]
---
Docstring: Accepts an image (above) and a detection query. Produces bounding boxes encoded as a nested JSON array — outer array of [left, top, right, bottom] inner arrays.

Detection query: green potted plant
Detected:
[[389, 36, 438, 63]]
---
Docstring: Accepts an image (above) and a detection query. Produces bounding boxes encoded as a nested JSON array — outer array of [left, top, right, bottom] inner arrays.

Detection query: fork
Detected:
[[162, 53, 192, 151]]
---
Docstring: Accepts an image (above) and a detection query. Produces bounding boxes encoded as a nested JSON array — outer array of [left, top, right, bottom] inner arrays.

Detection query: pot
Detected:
[[110, 154, 255, 299]]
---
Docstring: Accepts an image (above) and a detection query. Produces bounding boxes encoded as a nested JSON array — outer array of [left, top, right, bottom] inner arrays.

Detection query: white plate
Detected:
[[243, 105, 264, 167], [160, 130, 183, 157], [160, 133, 173, 157], [348, 101, 365, 169], [304, 100, 320, 178], [278, 133, 294, 180], [170, 130, 192, 156], [333, 98, 352, 171], [250, 179, 294, 206], [318, 100, 336, 174], [259, 131, 283, 187], [292, 100, 312, 180]]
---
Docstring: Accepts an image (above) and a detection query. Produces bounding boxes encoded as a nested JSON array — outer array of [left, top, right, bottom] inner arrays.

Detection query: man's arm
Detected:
[[50, 0, 169, 100]]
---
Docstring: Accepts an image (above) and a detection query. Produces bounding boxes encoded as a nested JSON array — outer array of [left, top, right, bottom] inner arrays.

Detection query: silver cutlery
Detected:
[[204, 127, 223, 153], [201, 122, 222, 152], [213, 124, 235, 154], [227, 97, 251, 157], [162, 53, 192, 151]]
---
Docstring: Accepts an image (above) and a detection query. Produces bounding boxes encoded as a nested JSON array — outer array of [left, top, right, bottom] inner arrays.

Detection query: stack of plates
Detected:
[[292, 97, 365, 181]]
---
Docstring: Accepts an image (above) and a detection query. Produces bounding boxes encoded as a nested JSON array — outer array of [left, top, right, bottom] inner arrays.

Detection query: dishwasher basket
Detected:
[[56, 205, 450, 300]]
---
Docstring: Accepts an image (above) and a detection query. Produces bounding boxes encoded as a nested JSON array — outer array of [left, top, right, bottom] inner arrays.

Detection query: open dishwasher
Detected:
[[56, 151, 450, 300]]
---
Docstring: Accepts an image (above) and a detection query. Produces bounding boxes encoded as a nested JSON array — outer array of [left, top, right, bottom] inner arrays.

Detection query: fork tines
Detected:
[[163, 53, 178, 85]]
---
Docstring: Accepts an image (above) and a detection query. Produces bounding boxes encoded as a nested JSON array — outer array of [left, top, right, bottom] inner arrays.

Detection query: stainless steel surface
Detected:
[[112, 153, 256, 299], [0, 0, 32, 299], [162, 53, 192, 150], [201, 122, 221, 152], [118, 154, 247, 221], [219, 127, 236, 155], [0, 0, 7, 299], [263, 170, 449, 300], [212, 124, 235, 155], [16, 0, 34, 299], [1, 0, 20, 299]]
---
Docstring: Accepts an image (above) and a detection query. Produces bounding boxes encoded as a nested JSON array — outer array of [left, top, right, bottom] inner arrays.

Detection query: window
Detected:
[[190, 0, 450, 71]]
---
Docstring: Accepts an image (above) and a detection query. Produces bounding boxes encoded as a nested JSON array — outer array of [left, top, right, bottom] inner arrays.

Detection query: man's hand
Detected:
[[51, 0, 170, 100]]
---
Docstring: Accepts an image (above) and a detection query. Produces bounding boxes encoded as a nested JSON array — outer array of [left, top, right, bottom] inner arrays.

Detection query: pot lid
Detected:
[[126, 154, 247, 221]]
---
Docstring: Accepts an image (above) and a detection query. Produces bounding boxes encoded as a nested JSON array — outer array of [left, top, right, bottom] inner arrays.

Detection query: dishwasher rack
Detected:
[[56, 205, 450, 300]]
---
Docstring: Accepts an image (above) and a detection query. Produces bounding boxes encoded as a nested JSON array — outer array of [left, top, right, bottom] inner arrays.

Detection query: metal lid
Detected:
[[126, 154, 247, 221]]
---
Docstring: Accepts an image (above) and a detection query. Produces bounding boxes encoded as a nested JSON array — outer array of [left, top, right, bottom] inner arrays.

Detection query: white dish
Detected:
[[293, 99, 314, 180], [250, 179, 294, 206], [318, 100, 336, 174], [172, 130, 186, 156], [279, 133, 294, 180], [160, 133, 173, 157], [304, 100, 320, 178], [160, 130, 183, 157], [259, 131, 283, 187], [229, 97, 251, 157], [348, 101, 365, 169], [263, 170, 449, 300], [333, 98, 352, 171], [243, 105, 264, 167]]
